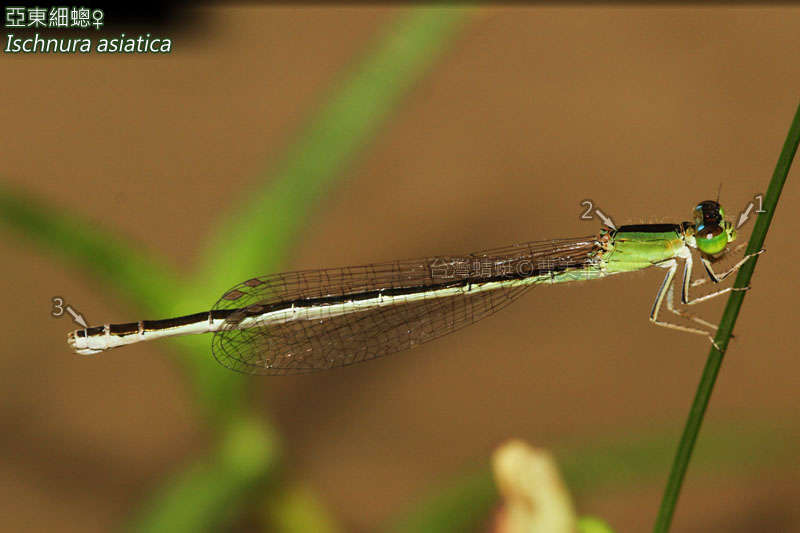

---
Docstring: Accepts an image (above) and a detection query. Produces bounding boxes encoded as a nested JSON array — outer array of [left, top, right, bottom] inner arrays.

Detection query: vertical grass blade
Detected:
[[653, 100, 800, 532]]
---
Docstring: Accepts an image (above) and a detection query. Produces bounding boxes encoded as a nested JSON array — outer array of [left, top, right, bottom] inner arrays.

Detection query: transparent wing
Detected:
[[211, 236, 598, 375]]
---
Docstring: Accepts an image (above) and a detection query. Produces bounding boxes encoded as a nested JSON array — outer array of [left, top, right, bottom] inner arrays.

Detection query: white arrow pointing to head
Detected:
[[737, 202, 754, 229]]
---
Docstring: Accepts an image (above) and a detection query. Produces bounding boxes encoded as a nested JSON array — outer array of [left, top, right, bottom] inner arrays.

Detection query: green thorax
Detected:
[[603, 224, 685, 274]]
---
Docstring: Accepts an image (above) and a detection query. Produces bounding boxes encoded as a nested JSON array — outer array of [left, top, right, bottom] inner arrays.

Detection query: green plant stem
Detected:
[[653, 100, 800, 533]]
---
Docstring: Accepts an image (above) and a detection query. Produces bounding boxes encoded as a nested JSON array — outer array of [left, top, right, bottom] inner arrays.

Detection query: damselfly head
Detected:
[[692, 200, 736, 255]]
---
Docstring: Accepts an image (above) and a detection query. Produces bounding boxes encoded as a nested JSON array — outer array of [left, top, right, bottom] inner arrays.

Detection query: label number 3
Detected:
[[52, 296, 65, 317]]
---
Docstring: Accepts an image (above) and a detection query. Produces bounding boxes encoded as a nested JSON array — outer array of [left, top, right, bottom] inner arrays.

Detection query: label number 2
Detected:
[[580, 200, 594, 220]]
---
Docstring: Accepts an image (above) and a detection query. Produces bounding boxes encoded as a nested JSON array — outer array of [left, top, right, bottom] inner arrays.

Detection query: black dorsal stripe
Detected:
[[89, 258, 593, 336]]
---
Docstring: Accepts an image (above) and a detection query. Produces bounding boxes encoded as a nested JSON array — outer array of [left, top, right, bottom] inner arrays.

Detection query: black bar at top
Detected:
[[616, 224, 681, 234]]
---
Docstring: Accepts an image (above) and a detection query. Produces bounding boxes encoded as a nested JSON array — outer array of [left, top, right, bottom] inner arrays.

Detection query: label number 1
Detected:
[[754, 194, 767, 213]]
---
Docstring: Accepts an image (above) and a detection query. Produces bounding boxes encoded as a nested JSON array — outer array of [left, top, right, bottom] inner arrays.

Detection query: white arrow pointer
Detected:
[[65, 305, 88, 328], [737, 202, 754, 229], [595, 209, 617, 230]]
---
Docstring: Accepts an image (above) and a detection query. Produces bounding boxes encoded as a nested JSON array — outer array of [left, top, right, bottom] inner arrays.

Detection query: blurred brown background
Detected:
[[2, 6, 799, 532]]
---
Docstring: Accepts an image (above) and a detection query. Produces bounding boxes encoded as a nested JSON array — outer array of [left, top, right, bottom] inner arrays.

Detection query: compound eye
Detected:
[[696, 225, 728, 255], [693, 204, 704, 224]]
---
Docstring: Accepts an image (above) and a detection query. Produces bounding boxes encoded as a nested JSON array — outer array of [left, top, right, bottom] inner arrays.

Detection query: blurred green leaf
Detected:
[[196, 7, 469, 294], [382, 466, 496, 533], [0, 182, 178, 312], [578, 516, 616, 533], [172, 5, 471, 428], [130, 415, 279, 533], [265, 484, 342, 533], [133, 8, 472, 533]]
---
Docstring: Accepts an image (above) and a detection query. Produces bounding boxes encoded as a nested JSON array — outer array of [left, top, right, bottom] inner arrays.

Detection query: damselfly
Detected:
[[68, 200, 761, 375]]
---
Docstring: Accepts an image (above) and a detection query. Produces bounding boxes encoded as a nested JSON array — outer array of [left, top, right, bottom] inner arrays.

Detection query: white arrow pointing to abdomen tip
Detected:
[[65, 306, 88, 328]]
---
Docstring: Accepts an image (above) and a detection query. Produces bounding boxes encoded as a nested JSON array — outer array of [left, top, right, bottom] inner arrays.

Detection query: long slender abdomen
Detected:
[[67, 311, 229, 355]]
